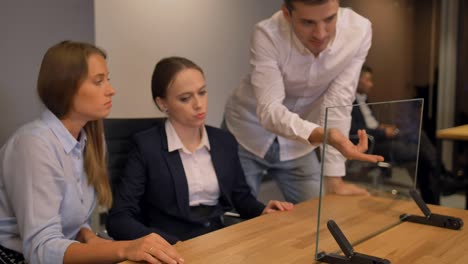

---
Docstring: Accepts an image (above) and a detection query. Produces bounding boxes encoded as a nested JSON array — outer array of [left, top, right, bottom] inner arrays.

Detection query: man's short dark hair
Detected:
[[284, 0, 332, 12], [361, 65, 373, 75]]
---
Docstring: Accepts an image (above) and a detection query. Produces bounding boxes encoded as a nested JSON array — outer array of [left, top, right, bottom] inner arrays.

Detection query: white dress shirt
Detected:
[[225, 8, 372, 176], [0, 110, 96, 264], [165, 121, 220, 206], [355, 93, 379, 129]]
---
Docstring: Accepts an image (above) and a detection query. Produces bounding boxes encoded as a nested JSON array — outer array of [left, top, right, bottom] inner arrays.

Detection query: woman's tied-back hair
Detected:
[[37, 40, 112, 208]]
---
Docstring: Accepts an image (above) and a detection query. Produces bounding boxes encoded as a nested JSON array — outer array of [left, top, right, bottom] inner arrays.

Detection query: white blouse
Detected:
[[165, 120, 220, 206]]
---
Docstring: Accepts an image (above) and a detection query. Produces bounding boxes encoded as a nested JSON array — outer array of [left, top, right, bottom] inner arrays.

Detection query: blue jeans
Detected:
[[238, 139, 321, 204]]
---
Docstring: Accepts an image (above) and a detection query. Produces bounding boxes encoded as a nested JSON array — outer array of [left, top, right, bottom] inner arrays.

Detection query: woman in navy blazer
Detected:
[[107, 57, 293, 244]]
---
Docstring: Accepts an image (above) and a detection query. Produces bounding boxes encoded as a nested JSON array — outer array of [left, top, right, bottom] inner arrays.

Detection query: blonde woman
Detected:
[[0, 41, 183, 264]]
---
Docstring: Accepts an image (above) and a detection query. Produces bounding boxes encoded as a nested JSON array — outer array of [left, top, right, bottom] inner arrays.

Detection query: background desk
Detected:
[[436, 125, 468, 141], [436, 124, 468, 207], [121, 195, 468, 264]]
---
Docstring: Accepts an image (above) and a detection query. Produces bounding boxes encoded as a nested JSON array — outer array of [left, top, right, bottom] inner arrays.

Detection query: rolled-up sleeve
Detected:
[[3, 135, 76, 264], [251, 27, 319, 145]]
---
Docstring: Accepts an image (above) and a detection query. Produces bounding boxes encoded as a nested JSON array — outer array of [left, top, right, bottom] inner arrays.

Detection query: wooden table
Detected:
[[435, 124, 468, 207], [121, 195, 468, 264], [354, 205, 468, 264]]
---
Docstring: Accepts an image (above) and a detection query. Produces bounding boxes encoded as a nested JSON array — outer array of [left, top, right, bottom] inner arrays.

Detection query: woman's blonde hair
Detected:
[[37, 40, 112, 208]]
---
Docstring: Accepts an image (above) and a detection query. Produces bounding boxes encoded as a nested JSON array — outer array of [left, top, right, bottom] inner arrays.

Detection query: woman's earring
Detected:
[[164, 109, 169, 114]]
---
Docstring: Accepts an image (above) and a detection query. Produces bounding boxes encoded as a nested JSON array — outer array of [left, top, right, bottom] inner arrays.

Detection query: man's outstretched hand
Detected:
[[328, 128, 384, 163]]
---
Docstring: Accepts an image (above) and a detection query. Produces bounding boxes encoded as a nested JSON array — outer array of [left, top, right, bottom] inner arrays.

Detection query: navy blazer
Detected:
[[106, 123, 265, 244]]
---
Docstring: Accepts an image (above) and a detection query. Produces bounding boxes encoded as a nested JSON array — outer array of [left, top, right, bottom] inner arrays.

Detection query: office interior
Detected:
[[1, 0, 467, 229]]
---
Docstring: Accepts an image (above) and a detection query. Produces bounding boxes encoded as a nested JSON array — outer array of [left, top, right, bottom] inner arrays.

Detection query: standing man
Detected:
[[225, 0, 382, 203]]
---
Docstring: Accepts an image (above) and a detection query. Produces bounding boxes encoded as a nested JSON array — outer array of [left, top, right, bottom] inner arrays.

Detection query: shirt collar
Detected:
[[355, 92, 368, 103], [328, 8, 342, 53], [41, 109, 87, 154], [165, 120, 210, 153]]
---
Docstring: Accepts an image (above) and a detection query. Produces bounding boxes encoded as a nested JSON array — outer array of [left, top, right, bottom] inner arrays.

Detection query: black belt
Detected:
[[189, 204, 220, 219]]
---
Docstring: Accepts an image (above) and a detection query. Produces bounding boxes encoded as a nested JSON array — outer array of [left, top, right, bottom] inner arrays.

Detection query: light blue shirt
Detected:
[[0, 110, 96, 264]]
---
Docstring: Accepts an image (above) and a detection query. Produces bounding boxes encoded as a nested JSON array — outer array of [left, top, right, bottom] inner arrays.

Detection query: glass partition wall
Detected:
[[315, 99, 424, 260]]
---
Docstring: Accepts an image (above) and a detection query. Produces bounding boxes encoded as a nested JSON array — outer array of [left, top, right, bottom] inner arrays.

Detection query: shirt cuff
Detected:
[[80, 223, 92, 231], [322, 146, 346, 177], [42, 239, 77, 264], [295, 121, 320, 146]]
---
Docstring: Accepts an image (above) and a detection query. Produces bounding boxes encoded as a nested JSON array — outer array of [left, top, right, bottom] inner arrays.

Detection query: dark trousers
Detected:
[[181, 204, 225, 241]]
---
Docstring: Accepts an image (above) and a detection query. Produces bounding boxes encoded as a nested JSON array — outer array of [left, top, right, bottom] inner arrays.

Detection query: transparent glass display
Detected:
[[315, 99, 424, 259]]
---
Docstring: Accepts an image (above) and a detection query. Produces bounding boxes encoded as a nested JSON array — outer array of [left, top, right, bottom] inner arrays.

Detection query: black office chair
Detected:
[[97, 117, 164, 235], [103, 118, 164, 188]]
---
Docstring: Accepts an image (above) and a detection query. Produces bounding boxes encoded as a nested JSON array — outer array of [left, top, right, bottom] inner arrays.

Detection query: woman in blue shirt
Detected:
[[0, 41, 183, 264]]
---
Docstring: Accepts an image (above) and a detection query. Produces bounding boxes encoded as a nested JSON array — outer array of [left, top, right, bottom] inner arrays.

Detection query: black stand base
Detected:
[[317, 251, 390, 264], [402, 189, 464, 230], [316, 220, 391, 264], [400, 213, 463, 230]]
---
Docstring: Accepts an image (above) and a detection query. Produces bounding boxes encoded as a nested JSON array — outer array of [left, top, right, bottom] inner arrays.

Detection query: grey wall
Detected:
[[95, 0, 282, 127], [0, 0, 94, 145], [0, 0, 284, 145]]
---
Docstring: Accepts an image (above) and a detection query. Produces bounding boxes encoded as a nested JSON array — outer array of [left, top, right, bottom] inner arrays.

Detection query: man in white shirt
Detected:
[[225, 0, 383, 203]]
